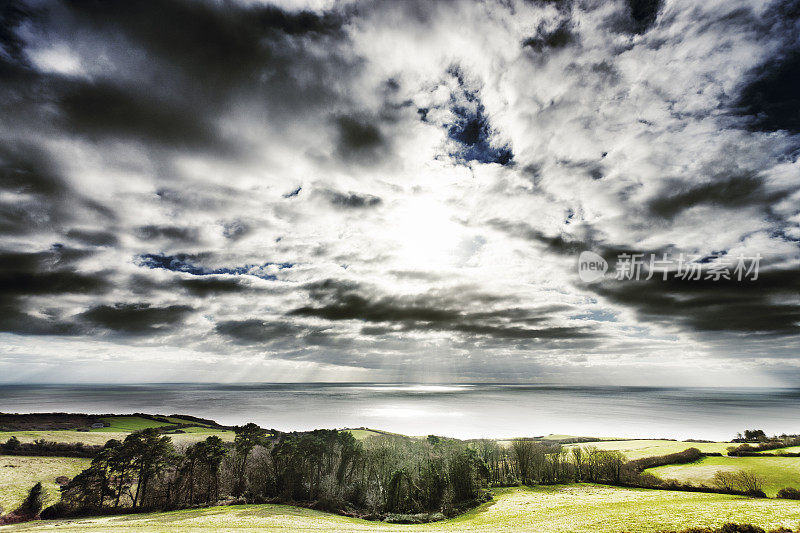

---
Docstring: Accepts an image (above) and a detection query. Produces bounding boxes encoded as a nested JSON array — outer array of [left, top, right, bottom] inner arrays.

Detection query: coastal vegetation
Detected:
[[2, 415, 800, 531]]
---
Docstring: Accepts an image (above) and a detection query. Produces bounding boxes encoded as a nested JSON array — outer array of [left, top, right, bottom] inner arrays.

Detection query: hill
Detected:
[[7, 484, 800, 532]]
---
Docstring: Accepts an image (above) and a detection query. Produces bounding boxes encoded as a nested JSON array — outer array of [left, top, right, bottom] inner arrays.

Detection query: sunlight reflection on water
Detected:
[[363, 405, 465, 418], [1, 383, 798, 440]]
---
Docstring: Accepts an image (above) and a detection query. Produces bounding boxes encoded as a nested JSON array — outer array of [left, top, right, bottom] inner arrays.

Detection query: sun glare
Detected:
[[389, 197, 468, 271]]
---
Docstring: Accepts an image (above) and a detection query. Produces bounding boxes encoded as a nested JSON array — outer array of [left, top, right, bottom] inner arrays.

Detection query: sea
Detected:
[[1, 383, 798, 441]]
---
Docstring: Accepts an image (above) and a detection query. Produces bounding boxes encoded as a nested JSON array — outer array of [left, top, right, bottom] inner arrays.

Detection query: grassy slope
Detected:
[[344, 429, 385, 440], [89, 416, 175, 432], [759, 445, 800, 454], [163, 417, 210, 426], [648, 456, 800, 496], [568, 440, 733, 460], [0, 430, 234, 447], [0, 456, 90, 514], [8, 485, 800, 532]]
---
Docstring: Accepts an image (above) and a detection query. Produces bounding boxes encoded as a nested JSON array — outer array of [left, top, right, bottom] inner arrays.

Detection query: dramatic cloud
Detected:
[[0, 0, 798, 384]]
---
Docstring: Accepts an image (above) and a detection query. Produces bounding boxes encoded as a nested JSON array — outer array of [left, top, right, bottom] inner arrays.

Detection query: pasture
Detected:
[[760, 446, 800, 455], [7, 484, 800, 532], [0, 430, 235, 447], [89, 416, 173, 433], [568, 439, 733, 459], [647, 456, 800, 496], [0, 456, 90, 514]]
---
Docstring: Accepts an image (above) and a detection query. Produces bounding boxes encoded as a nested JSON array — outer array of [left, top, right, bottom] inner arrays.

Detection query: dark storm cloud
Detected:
[[62, 0, 344, 83], [135, 225, 200, 243], [65, 229, 118, 247], [487, 219, 593, 256], [215, 319, 309, 344], [290, 291, 462, 323], [0, 1, 31, 65], [288, 278, 594, 341], [0, 141, 116, 240], [593, 266, 800, 335], [0, 143, 61, 197], [0, 248, 108, 296], [178, 277, 248, 297], [0, 0, 354, 158], [491, 219, 800, 335], [215, 319, 353, 352], [522, 21, 576, 52], [647, 173, 792, 219], [0, 267, 105, 297], [323, 190, 383, 209], [335, 116, 386, 160], [78, 302, 194, 335], [0, 144, 71, 236], [0, 247, 110, 335], [58, 81, 222, 151], [0, 304, 84, 336]]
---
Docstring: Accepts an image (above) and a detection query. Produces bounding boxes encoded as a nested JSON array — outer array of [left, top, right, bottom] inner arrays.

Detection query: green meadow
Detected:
[[647, 456, 800, 497], [88, 416, 173, 433], [0, 456, 90, 514], [7, 485, 800, 532], [761, 446, 800, 454], [344, 428, 386, 440], [0, 414, 235, 448], [0, 430, 235, 447], [568, 439, 734, 460]]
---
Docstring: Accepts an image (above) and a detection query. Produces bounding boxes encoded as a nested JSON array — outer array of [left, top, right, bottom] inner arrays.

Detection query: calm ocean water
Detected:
[[1, 384, 798, 440]]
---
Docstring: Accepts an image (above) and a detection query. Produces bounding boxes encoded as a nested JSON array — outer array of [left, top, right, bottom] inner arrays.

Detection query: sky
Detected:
[[0, 0, 798, 385]]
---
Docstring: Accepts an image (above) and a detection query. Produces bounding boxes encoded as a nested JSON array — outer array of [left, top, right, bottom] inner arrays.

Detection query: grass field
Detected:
[[0, 415, 227, 442], [0, 430, 235, 447], [647, 456, 800, 496], [7, 484, 800, 532], [760, 446, 800, 454], [344, 429, 386, 440], [89, 416, 176, 432], [567, 440, 733, 460], [0, 456, 90, 514], [163, 417, 210, 427]]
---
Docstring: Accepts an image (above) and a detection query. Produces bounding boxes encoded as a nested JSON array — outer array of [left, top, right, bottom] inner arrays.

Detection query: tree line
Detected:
[[1, 436, 99, 458], [34, 427, 774, 522], [42, 427, 639, 521]]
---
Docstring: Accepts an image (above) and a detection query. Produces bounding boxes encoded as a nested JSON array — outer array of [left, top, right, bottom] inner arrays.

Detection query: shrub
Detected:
[[311, 494, 345, 513], [3, 436, 20, 452], [776, 487, 800, 500], [0, 439, 99, 458], [626, 447, 703, 475], [669, 524, 794, 533], [16, 482, 45, 518], [40, 501, 69, 519], [383, 512, 446, 524]]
